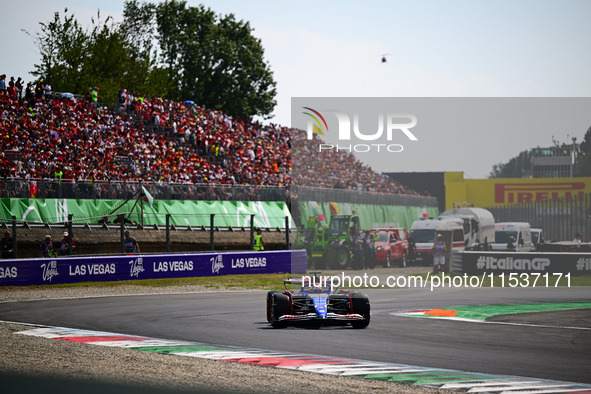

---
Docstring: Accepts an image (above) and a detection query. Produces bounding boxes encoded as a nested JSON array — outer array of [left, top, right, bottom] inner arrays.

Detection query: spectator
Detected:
[[7, 78, 16, 100], [91, 86, 100, 107], [98, 216, 111, 224], [44, 81, 52, 99], [35, 80, 44, 100], [15, 77, 23, 100], [40, 235, 56, 258], [1, 230, 15, 259], [59, 231, 76, 255], [123, 230, 140, 254], [24, 81, 34, 103], [114, 215, 135, 225]]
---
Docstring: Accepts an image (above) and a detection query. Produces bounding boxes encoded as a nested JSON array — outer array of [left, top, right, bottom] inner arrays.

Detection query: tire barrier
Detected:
[[0, 249, 307, 286]]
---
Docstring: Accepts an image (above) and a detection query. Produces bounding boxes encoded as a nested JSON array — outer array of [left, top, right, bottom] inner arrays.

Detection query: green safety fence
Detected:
[[299, 201, 439, 230], [0, 198, 293, 228]]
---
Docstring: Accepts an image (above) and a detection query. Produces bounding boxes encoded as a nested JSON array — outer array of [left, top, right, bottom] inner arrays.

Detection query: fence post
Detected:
[[285, 216, 290, 250], [67, 214, 73, 255], [11, 215, 17, 258], [166, 214, 171, 253], [210, 214, 215, 251], [250, 215, 255, 250], [119, 214, 125, 254]]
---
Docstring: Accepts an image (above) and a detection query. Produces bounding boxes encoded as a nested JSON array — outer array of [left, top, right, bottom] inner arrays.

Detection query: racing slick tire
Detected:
[[270, 292, 291, 328], [328, 244, 350, 270], [266, 290, 283, 323], [350, 291, 371, 329]]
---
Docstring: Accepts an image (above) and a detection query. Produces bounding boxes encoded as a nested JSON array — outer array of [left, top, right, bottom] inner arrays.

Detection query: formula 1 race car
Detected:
[[266, 273, 370, 329]]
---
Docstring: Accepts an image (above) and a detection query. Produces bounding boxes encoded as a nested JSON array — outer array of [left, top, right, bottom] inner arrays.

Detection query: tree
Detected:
[[26, 7, 166, 102], [24, 8, 87, 88], [489, 150, 532, 178], [27, 1, 277, 120], [576, 126, 591, 176], [152, 0, 277, 119]]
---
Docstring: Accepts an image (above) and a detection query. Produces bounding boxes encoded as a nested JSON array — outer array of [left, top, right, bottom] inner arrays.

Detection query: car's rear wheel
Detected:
[[350, 291, 370, 329], [270, 293, 291, 328]]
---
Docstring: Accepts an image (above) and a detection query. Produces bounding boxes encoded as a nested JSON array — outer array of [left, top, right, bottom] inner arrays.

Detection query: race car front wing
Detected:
[[277, 312, 365, 321]]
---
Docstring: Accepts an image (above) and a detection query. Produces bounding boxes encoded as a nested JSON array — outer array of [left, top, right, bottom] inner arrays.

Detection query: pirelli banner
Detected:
[[444, 174, 591, 209], [0, 249, 308, 286], [461, 251, 591, 276]]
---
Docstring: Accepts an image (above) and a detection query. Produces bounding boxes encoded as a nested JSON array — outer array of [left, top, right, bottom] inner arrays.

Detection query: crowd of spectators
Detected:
[[292, 131, 421, 195], [0, 73, 421, 198]]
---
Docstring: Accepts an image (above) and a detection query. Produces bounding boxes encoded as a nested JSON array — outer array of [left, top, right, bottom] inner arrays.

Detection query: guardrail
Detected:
[[486, 193, 591, 242], [0, 213, 293, 259]]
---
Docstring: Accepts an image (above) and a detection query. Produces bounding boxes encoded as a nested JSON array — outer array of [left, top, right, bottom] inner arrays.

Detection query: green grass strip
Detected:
[[446, 302, 591, 321]]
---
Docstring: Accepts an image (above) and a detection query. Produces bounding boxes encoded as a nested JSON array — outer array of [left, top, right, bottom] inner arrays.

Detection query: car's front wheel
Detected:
[[270, 293, 291, 328], [266, 290, 283, 323]]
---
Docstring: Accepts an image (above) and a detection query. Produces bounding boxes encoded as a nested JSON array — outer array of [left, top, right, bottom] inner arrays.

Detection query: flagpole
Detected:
[[140, 185, 144, 228]]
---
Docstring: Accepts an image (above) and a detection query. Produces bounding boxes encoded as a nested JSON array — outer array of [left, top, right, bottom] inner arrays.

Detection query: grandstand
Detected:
[[0, 78, 436, 258], [0, 83, 421, 197]]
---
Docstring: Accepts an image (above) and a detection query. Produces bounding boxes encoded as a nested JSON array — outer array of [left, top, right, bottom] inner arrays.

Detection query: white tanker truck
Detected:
[[440, 206, 495, 250]]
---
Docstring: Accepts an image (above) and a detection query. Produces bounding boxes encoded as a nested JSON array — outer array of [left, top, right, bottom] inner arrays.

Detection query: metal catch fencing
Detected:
[[486, 193, 591, 242], [0, 178, 288, 202]]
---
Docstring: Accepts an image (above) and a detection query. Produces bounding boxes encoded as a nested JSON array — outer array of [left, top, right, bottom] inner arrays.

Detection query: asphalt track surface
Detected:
[[1, 286, 590, 385]]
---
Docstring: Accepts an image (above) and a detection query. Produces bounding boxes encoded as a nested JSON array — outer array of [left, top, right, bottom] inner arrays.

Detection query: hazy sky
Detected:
[[2, 0, 590, 178]]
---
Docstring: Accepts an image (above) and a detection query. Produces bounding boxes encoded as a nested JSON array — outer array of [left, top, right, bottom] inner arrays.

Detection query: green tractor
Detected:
[[295, 214, 362, 270]]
